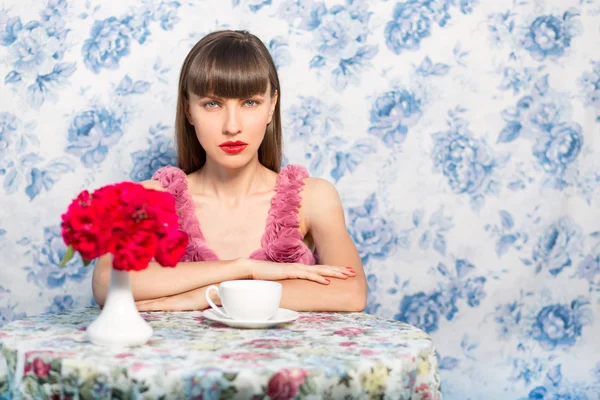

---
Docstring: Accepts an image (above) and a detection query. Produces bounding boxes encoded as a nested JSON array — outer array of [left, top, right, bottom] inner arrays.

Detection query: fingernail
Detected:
[[325, 279, 331, 283]]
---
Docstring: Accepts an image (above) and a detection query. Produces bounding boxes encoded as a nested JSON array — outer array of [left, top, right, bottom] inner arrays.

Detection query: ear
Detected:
[[267, 90, 278, 124]]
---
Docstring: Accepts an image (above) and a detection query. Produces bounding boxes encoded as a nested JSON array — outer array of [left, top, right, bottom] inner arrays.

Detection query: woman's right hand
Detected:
[[246, 259, 356, 284]]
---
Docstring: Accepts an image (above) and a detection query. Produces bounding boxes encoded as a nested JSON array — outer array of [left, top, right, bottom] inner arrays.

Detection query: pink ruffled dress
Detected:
[[152, 164, 317, 265]]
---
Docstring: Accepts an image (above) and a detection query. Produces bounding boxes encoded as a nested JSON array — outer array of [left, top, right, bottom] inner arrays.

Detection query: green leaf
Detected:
[[82, 258, 92, 267], [223, 372, 238, 382], [59, 245, 74, 267], [220, 386, 238, 400]]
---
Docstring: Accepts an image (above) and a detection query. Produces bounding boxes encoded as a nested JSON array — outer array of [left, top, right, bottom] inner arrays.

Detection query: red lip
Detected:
[[219, 141, 248, 154]]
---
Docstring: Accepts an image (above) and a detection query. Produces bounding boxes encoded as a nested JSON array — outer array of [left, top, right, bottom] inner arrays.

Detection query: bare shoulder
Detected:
[[138, 179, 167, 192], [300, 177, 343, 220], [302, 177, 340, 202]]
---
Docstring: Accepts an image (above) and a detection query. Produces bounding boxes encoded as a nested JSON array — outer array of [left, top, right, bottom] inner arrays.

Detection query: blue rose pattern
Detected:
[[432, 108, 505, 210], [347, 193, 398, 264], [130, 125, 177, 182], [1, 1, 599, 398], [521, 12, 582, 62], [368, 89, 423, 146], [530, 217, 582, 276], [531, 298, 592, 350], [23, 226, 90, 289], [395, 259, 487, 333]]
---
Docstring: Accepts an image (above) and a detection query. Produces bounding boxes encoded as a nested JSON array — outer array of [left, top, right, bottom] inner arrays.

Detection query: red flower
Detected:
[[24, 358, 51, 378], [112, 230, 158, 271], [154, 230, 188, 267], [266, 369, 309, 400], [333, 327, 367, 336], [61, 182, 188, 272]]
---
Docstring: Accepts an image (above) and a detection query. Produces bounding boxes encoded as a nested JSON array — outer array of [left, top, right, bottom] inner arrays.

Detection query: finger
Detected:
[[294, 270, 330, 285], [306, 265, 352, 279]]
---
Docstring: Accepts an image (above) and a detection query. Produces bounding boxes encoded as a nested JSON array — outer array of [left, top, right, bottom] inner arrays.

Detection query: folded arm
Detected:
[[134, 177, 367, 313]]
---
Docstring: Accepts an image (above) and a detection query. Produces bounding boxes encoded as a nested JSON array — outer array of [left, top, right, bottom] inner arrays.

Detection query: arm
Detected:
[[91, 178, 248, 306], [137, 178, 368, 313], [277, 177, 367, 312], [92, 255, 245, 306]]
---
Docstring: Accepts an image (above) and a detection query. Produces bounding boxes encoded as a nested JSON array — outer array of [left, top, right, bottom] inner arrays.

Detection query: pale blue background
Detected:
[[1, 0, 600, 398]]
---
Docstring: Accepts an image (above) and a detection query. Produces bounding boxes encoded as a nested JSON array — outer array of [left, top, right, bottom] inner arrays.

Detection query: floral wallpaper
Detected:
[[1, 0, 599, 398]]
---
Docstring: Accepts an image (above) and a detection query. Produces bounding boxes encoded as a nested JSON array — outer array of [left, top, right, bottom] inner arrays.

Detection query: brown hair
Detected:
[[175, 30, 282, 173]]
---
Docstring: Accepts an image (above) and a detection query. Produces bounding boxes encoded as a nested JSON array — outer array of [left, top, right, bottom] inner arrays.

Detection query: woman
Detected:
[[92, 30, 367, 312]]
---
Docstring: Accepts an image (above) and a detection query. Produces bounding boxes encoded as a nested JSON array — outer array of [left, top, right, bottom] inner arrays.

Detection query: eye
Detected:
[[202, 101, 220, 109], [244, 100, 260, 107]]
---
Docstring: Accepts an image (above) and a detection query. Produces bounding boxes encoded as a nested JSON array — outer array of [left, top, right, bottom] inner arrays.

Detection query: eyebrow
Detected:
[[200, 93, 266, 101]]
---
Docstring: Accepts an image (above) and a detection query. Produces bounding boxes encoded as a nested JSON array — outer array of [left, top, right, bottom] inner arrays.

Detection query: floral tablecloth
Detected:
[[0, 308, 441, 399]]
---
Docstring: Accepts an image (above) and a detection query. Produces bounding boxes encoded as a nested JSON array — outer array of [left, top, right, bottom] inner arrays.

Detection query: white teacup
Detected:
[[205, 280, 282, 321]]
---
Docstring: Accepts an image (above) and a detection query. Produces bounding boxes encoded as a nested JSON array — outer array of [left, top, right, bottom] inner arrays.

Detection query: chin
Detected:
[[216, 155, 255, 170]]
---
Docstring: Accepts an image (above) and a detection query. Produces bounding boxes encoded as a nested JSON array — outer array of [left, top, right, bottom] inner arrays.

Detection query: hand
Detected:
[[248, 259, 356, 285], [136, 288, 208, 312]]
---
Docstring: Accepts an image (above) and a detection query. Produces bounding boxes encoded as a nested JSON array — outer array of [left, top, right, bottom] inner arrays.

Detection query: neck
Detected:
[[195, 157, 273, 206]]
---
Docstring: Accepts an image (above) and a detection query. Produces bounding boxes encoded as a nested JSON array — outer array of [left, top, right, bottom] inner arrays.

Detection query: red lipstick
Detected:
[[219, 140, 248, 154]]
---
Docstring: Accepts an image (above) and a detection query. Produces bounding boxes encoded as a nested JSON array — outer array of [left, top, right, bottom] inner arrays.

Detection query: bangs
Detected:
[[186, 38, 270, 99]]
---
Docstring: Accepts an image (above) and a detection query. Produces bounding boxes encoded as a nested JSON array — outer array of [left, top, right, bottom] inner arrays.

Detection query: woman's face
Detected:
[[185, 84, 278, 170]]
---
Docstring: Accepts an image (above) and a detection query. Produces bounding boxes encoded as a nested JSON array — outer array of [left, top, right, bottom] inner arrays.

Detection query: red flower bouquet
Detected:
[[59, 182, 188, 271]]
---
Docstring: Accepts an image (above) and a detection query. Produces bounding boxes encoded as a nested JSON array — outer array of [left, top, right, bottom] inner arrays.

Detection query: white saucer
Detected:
[[202, 307, 299, 329]]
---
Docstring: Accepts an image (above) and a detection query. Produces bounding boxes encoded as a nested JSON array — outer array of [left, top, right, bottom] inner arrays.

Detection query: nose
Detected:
[[223, 106, 242, 136]]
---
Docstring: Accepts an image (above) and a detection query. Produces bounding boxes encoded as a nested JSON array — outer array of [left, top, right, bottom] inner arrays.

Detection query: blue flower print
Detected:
[[385, 1, 432, 55], [40, 0, 69, 39], [526, 365, 585, 400], [0, 112, 18, 164], [130, 133, 176, 182], [1, 6, 75, 107], [458, 0, 478, 15], [0, 9, 22, 46], [268, 36, 291, 69], [24, 226, 90, 289], [233, 0, 272, 13], [285, 97, 341, 141], [576, 255, 600, 282], [0, 304, 26, 328], [498, 66, 538, 95], [8, 21, 61, 73], [531, 298, 592, 350], [45, 295, 74, 314], [364, 273, 382, 315], [431, 110, 502, 209], [395, 260, 486, 333], [463, 276, 486, 307], [522, 12, 582, 62], [347, 193, 398, 264], [531, 217, 582, 276], [532, 122, 582, 177], [510, 358, 544, 386], [66, 108, 124, 168], [395, 292, 441, 333], [495, 301, 523, 339], [277, 0, 326, 31], [154, 1, 182, 31], [82, 17, 133, 73], [368, 89, 422, 146], [578, 61, 600, 121], [499, 75, 583, 189]]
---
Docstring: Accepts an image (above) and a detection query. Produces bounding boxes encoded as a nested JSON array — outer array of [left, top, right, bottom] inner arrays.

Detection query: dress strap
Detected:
[[261, 164, 308, 249], [152, 166, 206, 243]]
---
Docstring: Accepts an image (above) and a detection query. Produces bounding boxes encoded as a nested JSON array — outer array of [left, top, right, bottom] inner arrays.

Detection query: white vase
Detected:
[[87, 268, 153, 347]]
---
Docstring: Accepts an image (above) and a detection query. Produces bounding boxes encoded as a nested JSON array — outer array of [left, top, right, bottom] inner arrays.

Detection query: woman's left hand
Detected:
[[136, 288, 208, 312]]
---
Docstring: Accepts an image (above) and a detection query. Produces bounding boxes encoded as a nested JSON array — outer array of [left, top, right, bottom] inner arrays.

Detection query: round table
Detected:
[[0, 308, 441, 399]]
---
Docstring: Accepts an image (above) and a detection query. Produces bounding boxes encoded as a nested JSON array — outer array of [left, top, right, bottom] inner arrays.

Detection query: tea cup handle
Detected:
[[205, 286, 231, 319]]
